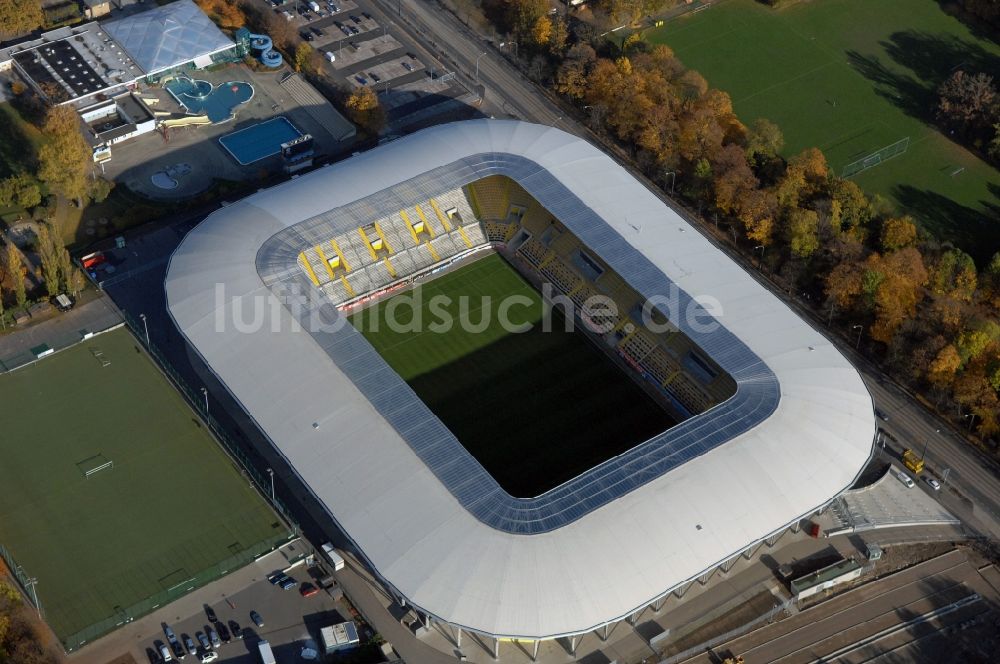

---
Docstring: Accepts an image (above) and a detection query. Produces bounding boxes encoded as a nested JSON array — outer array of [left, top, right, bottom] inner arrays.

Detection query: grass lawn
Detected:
[[349, 253, 676, 497], [0, 328, 286, 645], [642, 0, 1000, 262]]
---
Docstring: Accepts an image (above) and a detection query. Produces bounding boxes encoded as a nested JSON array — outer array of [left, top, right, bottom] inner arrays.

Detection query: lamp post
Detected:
[[475, 51, 487, 82], [965, 412, 977, 432], [664, 170, 676, 194], [754, 245, 765, 268], [920, 436, 929, 460], [852, 324, 863, 349], [201, 387, 209, 416], [139, 313, 149, 345], [267, 467, 275, 502]]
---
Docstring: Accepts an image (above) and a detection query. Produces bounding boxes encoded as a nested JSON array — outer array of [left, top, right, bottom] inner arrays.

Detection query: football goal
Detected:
[[841, 137, 910, 178], [77, 454, 114, 479]]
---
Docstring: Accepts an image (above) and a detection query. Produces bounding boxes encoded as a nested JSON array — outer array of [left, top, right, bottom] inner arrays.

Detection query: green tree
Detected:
[[293, 42, 314, 73], [37, 106, 91, 205], [786, 207, 819, 258], [880, 216, 918, 251], [745, 118, 783, 166], [35, 223, 61, 298], [957, 319, 1000, 362], [931, 249, 977, 301], [5, 242, 26, 310], [0, 0, 44, 38], [0, 174, 41, 210]]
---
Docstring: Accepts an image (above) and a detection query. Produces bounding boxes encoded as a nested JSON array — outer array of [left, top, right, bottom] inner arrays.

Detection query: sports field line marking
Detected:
[[734, 59, 840, 105]]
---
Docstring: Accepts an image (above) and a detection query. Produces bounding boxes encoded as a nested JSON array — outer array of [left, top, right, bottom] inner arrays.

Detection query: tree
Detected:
[[0, 174, 41, 210], [775, 148, 829, 209], [344, 87, 385, 135], [35, 224, 61, 298], [866, 248, 928, 343], [37, 106, 91, 205], [927, 344, 962, 388], [711, 144, 756, 215], [880, 216, 918, 251], [937, 70, 997, 136], [957, 319, 1000, 362], [88, 177, 114, 203], [826, 259, 864, 309], [293, 42, 315, 73], [830, 179, 873, 237], [745, 118, 783, 166], [505, 0, 547, 38], [548, 16, 568, 55], [530, 15, 551, 46], [5, 242, 26, 310], [786, 207, 819, 258], [930, 249, 977, 301], [0, 0, 44, 39]]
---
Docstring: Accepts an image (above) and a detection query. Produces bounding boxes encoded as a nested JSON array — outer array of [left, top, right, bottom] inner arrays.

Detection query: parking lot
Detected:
[[138, 543, 361, 664], [260, 0, 476, 130]]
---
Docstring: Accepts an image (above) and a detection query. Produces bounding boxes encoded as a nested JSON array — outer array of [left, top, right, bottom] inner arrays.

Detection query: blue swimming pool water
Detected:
[[218, 117, 303, 165], [165, 77, 254, 123]]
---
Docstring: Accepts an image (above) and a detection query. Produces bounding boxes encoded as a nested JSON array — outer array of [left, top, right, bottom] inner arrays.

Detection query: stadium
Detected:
[[165, 120, 876, 655]]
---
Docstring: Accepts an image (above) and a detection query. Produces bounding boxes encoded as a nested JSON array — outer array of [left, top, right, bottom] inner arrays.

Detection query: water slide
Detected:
[[160, 114, 212, 128], [248, 33, 283, 68]]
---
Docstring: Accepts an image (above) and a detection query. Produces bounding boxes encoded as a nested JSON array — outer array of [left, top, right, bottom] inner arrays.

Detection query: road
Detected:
[[376, 0, 1000, 543], [678, 548, 1000, 664]]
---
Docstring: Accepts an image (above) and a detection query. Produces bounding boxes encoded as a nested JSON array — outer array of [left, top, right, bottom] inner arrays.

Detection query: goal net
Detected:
[[841, 137, 909, 178]]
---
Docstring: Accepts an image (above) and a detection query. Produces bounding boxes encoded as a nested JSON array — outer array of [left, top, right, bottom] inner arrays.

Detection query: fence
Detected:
[[0, 543, 42, 616], [118, 309, 298, 526], [61, 531, 292, 652], [658, 598, 794, 664]]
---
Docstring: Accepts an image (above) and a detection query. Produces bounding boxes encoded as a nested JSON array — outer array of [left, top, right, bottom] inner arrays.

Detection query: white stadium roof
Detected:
[[165, 120, 875, 640]]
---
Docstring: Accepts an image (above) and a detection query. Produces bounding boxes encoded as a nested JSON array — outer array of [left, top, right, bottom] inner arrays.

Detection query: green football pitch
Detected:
[[641, 0, 1000, 261], [350, 253, 676, 497], [0, 328, 285, 644]]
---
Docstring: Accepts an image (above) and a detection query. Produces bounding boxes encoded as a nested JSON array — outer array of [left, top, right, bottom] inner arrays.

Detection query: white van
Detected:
[[896, 470, 915, 488], [325, 51, 336, 63], [321, 542, 345, 570]]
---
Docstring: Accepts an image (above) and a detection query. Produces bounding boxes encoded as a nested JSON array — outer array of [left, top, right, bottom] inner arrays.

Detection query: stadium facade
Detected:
[[165, 120, 875, 654]]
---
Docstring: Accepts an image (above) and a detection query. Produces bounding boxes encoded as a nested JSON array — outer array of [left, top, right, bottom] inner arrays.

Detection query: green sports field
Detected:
[[0, 328, 285, 645], [350, 253, 675, 497], [642, 0, 1000, 261]]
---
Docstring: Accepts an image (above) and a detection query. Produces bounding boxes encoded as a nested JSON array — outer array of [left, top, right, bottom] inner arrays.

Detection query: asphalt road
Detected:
[[375, 0, 1000, 543]]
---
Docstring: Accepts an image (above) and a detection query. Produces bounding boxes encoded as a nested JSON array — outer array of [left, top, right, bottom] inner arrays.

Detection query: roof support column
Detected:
[[493, 636, 499, 660], [422, 612, 431, 628], [790, 521, 801, 534], [698, 567, 717, 586], [532, 639, 540, 661], [720, 555, 738, 573], [627, 608, 643, 625], [569, 635, 578, 656], [651, 597, 666, 613], [765, 531, 783, 547], [455, 626, 462, 648], [673, 580, 694, 599], [599, 623, 610, 641]]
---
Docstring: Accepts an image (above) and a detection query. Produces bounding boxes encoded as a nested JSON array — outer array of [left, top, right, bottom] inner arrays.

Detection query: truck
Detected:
[[308, 0, 320, 12], [258, 640, 276, 664], [321, 542, 345, 571], [902, 449, 925, 474]]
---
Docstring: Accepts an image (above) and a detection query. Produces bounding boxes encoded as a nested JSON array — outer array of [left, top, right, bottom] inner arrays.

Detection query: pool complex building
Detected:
[[165, 76, 254, 123]]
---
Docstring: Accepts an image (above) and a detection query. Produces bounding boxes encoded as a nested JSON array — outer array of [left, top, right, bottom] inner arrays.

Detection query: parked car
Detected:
[[355, 75, 367, 85], [158, 643, 173, 662], [349, 14, 360, 23], [369, 72, 381, 83], [401, 61, 413, 71], [348, 25, 359, 34], [196, 632, 210, 650], [228, 620, 243, 640], [311, 26, 324, 36], [301, 31, 314, 41], [199, 652, 218, 664], [406, 51, 417, 59], [325, 51, 336, 62], [183, 634, 197, 655], [300, 583, 319, 597], [207, 627, 221, 649], [215, 621, 230, 643], [362, 11, 372, 19], [204, 605, 217, 623], [339, 24, 351, 36], [170, 641, 186, 660], [268, 572, 289, 585], [282, 10, 293, 20], [327, 1, 339, 11], [895, 470, 915, 488], [250, 610, 264, 628], [925, 476, 942, 491], [280, 576, 297, 590]]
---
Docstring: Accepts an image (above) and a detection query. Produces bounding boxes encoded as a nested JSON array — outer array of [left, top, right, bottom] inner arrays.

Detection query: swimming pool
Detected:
[[218, 117, 303, 165], [165, 77, 254, 123]]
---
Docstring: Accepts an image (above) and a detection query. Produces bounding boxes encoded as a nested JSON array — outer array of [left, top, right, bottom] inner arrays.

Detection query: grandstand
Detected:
[[166, 120, 876, 654]]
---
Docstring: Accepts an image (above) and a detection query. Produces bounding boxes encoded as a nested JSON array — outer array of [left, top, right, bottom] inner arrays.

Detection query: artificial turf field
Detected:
[[642, 0, 1000, 261], [350, 253, 676, 497], [0, 328, 284, 644]]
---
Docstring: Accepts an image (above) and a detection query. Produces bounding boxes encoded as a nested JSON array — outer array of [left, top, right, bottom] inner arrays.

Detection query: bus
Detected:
[[902, 449, 925, 474]]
